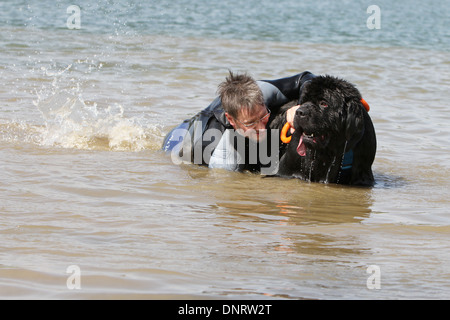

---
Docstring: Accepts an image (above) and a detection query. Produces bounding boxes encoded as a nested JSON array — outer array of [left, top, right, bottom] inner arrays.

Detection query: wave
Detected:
[[1, 91, 165, 152]]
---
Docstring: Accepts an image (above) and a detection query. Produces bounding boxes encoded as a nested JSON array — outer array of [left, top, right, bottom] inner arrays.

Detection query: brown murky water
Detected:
[[1, 28, 449, 299]]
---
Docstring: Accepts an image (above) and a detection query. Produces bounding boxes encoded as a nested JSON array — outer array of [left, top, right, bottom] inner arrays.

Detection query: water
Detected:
[[0, 0, 449, 299]]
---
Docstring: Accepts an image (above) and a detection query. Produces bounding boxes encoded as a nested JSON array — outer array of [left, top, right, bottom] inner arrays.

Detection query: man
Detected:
[[162, 71, 315, 173]]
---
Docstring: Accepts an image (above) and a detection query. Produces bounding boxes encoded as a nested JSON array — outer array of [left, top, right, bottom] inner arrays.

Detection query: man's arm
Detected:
[[261, 71, 316, 133], [261, 71, 316, 101]]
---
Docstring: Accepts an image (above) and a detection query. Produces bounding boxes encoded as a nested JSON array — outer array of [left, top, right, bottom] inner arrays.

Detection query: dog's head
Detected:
[[293, 75, 365, 156]]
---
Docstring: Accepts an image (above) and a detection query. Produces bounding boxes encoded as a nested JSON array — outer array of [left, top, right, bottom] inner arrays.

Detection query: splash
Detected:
[[33, 91, 160, 151], [1, 57, 164, 152]]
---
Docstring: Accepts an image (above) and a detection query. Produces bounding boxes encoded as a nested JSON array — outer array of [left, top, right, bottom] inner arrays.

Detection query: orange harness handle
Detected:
[[280, 122, 292, 144], [361, 98, 370, 112], [279, 98, 370, 144]]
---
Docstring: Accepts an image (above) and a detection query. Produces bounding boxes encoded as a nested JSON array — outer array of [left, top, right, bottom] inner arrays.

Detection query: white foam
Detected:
[[0, 83, 159, 151], [33, 91, 162, 151]]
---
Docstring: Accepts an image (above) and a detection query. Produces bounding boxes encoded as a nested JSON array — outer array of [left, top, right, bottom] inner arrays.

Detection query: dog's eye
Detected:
[[319, 101, 328, 108]]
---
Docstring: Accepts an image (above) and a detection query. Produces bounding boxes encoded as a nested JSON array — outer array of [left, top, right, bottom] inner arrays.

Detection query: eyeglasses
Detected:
[[235, 108, 271, 128]]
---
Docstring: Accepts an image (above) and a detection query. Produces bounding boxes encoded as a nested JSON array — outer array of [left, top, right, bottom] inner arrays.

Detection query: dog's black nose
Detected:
[[296, 106, 308, 117]]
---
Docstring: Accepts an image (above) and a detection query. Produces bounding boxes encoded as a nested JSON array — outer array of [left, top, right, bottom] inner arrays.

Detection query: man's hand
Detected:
[[286, 105, 299, 134]]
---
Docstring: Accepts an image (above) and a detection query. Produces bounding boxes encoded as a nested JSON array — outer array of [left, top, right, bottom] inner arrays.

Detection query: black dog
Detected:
[[270, 75, 376, 186]]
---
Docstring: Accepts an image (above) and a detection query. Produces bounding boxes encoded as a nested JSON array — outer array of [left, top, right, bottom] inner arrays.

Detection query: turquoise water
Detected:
[[1, 0, 448, 50]]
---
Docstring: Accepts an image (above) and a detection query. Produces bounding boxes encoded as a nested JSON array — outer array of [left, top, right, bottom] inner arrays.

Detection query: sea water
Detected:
[[0, 0, 449, 299]]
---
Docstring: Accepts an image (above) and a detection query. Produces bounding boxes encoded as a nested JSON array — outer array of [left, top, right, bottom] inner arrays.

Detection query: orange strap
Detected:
[[361, 98, 370, 112], [279, 98, 370, 144], [280, 122, 292, 144]]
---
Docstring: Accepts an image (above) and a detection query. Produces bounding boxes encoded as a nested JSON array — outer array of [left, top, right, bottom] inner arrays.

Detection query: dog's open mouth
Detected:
[[296, 131, 327, 156]]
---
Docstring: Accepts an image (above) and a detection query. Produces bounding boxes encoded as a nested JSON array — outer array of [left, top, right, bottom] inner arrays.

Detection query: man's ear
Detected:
[[225, 112, 237, 129]]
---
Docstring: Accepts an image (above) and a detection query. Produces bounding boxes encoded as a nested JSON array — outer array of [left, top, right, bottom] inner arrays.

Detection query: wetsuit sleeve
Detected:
[[262, 71, 316, 101], [259, 71, 316, 114]]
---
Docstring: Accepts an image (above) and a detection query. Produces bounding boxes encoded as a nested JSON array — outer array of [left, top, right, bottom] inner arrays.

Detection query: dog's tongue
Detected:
[[296, 135, 306, 157]]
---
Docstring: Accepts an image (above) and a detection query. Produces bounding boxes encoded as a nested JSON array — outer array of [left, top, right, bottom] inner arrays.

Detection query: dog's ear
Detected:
[[298, 80, 312, 104], [344, 98, 365, 146]]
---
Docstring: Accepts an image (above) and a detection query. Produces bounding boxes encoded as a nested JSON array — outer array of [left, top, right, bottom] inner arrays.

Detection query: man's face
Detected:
[[226, 105, 270, 142]]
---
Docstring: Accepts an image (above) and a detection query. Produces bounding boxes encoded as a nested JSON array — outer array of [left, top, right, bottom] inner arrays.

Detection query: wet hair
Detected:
[[217, 71, 264, 119]]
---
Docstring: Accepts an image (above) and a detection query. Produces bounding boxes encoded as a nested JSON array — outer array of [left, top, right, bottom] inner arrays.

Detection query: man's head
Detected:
[[218, 71, 269, 141]]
